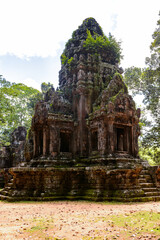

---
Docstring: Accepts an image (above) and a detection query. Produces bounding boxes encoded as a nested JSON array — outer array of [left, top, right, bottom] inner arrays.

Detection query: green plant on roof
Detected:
[[61, 54, 74, 66], [61, 53, 68, 65], [83, 29, 122, 63]]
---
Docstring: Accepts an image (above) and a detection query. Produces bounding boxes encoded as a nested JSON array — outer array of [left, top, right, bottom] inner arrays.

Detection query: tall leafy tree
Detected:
[[124, 13, 160, 164], [0, 76, 41, 145]]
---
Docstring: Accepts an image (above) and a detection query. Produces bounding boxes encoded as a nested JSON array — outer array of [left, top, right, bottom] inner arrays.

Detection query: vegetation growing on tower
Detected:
[[60, 17, 122, 66], [83, 30, 122, 64]]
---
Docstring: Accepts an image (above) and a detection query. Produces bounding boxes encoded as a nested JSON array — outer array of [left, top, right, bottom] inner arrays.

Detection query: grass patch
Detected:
[[95, 210, 160, 239], [111, 211, 160, 234], [25, 217, 56, 239]]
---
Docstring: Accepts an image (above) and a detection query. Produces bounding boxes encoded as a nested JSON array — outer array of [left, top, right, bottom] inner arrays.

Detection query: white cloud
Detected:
[[0, 0, 120, 58], [112, 0, 159, 68], [0, 0, 159, 69], [21, 78, 41, 91]]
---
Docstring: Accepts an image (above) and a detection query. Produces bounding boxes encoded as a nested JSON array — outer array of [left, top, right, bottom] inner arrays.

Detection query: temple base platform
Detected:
[[0, 158, 160, 202]]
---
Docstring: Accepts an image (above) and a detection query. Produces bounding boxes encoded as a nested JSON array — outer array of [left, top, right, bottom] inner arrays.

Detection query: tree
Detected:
[[0, 76, 41, 145], [124, 13, 160, 164], [41, 82, 54, 97]]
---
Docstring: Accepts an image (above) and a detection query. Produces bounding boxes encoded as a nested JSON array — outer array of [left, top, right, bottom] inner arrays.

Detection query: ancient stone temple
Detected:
[[31, 18, 139, 162], [0, 18, 160, 201]]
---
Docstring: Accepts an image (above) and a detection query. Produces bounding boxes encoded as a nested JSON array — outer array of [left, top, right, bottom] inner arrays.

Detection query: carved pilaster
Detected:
[[108, 120, 114, 153], [49, 127, 54, 155], [49, 127, 58, 157], [98, 120, 106, 155], [43, 128, 47, 156]]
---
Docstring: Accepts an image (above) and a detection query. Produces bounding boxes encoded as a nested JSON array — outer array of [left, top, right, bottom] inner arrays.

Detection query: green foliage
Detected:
[[124, 13, 160, 165], [109, 211, 160, 237], [67, 57, 74, 65], [0, 76, 41, 146], [110, 88, 125, 103], [139, 145, 160, 166], [114, 72, 123, 80], [124, 67, 142, 96], [41, 82, 54, 97], [83, 30, 122, 63], [61, 53, 68, 65], [93, 105, 100, 112], [61, 54, 74, 66]]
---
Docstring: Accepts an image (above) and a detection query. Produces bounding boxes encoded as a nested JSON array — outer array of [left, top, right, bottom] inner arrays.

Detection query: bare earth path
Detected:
[[0, 201, 160, 240]]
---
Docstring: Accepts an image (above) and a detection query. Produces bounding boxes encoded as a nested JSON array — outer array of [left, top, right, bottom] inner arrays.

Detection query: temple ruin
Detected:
[[0, 18, 160, 201]]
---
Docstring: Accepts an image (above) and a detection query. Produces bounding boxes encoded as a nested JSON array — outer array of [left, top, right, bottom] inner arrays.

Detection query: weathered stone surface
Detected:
[[0, 165, 160, 202], [0, 146, 11, 168], [26, 18, 141, 161], [0, 126, 27, 169], [11, 126, 27, 166]]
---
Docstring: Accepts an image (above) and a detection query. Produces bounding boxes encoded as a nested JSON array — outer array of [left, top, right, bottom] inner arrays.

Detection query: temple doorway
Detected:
[[117, 128, 124, 151], [91, 130, 98, 151], [60, 131, 71, 152]]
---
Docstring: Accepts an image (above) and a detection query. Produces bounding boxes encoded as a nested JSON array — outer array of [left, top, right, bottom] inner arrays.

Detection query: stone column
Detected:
[[33, 131, 36, 157], [133, 124, 140, 157], [126, 126, 132, 154], [108, 119, 114, 153], [98, 120, 106, 155], [79, 93, 85, 155], [49, 127, 54, 155], [43, 128, 47, 156], [131, 124, 134, 156], [49, 127, 58, 157], [77, 68, 88, 157]]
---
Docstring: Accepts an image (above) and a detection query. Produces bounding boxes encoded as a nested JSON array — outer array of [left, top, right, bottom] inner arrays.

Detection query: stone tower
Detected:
[[31, 18, 140, 162]]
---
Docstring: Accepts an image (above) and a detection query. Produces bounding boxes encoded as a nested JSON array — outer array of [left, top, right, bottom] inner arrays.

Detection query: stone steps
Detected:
[[4, 186, 11, 190], [0, 194, 14, 201], [140, 170, 150, 174], [144, 191, 160, 197], [7, 182, 13, 187], [0, 190, 9, 196], [139, 173, 152, 178], [142, 187, 159, 192], [138, 170, 160, 199], [139, 178, 152, 183], [139, 179, 152, 183], [139, 182, 155, 188]]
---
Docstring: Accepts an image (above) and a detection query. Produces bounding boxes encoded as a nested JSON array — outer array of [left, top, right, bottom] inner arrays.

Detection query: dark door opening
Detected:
[[60, 131, 71, 152], [117, 128, 124, 151], [91, 131, 98, 151]]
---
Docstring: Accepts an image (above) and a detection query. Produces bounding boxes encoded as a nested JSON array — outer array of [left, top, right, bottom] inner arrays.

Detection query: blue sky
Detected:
[[0, 0, 159, 91]]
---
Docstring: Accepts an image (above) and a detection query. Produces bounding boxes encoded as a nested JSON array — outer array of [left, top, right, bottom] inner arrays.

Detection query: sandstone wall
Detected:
[[7, 166, 145, 201]]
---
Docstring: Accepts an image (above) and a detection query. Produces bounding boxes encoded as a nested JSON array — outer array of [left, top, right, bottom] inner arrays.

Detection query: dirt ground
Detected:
[[0, 201, 160, 240]]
